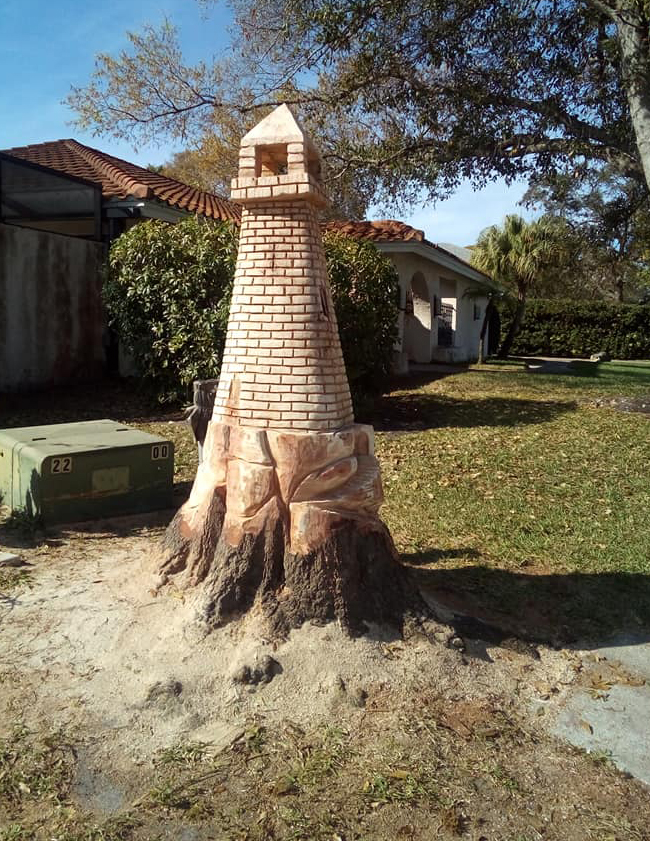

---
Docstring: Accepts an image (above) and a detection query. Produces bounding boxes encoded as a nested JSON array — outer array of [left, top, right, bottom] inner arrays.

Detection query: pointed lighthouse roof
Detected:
[[231, 102, 325, 206], [241, 103, 318, 153]]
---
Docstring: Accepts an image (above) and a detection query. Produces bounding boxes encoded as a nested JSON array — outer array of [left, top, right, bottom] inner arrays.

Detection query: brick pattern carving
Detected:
[[213, 201, 353, 431], [158, 104, 417, 636]]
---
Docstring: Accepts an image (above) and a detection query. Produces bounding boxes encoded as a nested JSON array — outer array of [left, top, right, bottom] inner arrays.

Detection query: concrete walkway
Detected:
[[428, 589, 650, 787], [549, 635, 650, 785]]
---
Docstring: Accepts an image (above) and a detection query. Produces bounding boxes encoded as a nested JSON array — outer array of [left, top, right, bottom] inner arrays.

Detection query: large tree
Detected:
[[67, 21, 373, 218], [68, 1, 650, 205], [524, 167, 650, 301]]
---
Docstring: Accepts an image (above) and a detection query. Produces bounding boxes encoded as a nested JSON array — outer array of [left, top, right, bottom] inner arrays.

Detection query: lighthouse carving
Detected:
[[157, 104, 414, 635]]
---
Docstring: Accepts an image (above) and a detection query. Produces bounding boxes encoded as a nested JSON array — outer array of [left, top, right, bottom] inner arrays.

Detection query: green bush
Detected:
[[106, 219, 399, 401], [105, 217, 238, 400], [323, 231, 399, 394], [500, 298, 650, 358]]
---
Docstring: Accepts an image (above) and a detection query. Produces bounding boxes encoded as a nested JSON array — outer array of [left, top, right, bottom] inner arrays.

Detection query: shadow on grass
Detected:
[[372, 392, 576, 432], [0, 378, 184, 428], [493, 358, 650, 390], [405, 553, 650, 649], [407, 547, 481, 565], [522, 359, 600, 377], [564, 361, 650, 384]]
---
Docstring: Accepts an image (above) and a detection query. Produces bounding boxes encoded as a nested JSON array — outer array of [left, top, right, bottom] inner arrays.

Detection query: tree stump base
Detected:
[[157, 420, 422, 637]]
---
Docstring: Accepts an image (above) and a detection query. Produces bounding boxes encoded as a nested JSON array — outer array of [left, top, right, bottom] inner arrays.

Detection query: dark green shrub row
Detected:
[[105, 218, 399, 402], [323, 230, 399, 394], [500, 298, 650, 358]]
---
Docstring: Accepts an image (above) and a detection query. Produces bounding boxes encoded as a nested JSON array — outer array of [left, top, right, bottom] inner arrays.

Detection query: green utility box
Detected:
[[0, 419, 175, 525]]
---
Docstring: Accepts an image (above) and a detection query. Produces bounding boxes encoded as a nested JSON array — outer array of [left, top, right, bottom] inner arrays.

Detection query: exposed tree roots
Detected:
[[159, 502, 424, 638]]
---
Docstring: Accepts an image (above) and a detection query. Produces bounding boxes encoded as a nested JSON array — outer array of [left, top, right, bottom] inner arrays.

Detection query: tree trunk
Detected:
[[616, 269, 625, 304], [614, 4, 650, 191], [157, 421, 423, 638], [497, 293, 526, 359], [477, 298, 495, 364]]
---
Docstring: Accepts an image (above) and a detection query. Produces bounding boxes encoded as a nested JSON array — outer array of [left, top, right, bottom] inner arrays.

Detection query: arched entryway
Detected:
[[404, 272, 432, 363]]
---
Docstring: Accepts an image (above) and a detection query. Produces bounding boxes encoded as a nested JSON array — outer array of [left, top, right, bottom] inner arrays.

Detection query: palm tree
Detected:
[[471, 214, 567, 358]]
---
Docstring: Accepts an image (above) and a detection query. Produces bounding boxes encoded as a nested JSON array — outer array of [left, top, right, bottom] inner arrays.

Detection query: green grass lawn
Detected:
[[376, 361, 649, 572], [371, 360, 650, 642], [2, 360, 649, 643]]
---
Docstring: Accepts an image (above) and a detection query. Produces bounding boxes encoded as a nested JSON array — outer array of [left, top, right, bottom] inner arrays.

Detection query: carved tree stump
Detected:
[[156, 104, 422, 637], [158, 422, 420, 636]]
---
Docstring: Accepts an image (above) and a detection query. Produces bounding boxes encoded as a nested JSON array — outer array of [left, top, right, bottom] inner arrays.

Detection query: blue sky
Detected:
[[0, 0, 533, 244]]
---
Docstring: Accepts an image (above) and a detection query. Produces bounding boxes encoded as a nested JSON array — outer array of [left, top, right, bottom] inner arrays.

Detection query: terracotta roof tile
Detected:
[[2, 143, 487, 280], [323, 219, 425, 243], [0, 139, 241, 222], [323, 219, 489, 278]]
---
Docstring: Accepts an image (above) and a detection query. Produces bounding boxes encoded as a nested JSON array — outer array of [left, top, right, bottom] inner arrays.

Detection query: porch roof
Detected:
[[323, 219, 495, 288]]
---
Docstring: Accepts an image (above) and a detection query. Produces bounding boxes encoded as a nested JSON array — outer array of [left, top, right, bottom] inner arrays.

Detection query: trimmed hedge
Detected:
[[105, 217, 237, 401], [502, 299, 650, 359], [323, 231, 399, 393]]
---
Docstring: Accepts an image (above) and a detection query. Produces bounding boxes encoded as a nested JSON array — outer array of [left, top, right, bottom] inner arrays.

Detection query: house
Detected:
[[0, 141, 240, 390], [0, 140, 494, 390], [0, 139, 239, 241], [324, 221, 496, 368]]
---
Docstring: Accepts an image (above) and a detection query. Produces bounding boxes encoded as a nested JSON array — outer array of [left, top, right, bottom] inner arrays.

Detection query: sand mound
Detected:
[[0, 529, 577, 768]]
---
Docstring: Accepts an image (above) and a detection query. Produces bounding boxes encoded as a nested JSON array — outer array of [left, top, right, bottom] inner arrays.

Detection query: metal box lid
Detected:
[[0, 419, 175, 524], [0, 419, 169, 459]]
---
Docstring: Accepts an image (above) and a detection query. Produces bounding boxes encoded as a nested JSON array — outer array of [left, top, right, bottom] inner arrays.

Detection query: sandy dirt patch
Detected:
[[1, 519, 648, 840]]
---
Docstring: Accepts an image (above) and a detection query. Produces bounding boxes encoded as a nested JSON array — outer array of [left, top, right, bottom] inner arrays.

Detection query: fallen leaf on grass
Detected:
[[589, 675, 613, 692], [619, 674, 646, 687], [439, 801, 471, 836], [474, 726, 501, 739], [272, 776, 297, 796], [440, 700, 496, 739], [587, 688, 610, 700], [609, 663, 647, 687]]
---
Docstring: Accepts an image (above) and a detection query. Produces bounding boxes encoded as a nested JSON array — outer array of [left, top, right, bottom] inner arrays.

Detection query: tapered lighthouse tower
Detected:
[[158, 105, 416, 636], [214, 104, 353, 432]]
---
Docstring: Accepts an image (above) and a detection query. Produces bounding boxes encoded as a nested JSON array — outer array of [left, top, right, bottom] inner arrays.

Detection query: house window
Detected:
[[473, 303, 481, 321]]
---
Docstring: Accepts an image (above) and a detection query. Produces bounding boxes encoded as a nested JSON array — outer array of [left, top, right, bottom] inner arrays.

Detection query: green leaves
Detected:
[[472, 214, 570, 296], [105, 220, 398, 403], [323, 231, 400, 396], [502, 298, 650, 359], [105, 217, 237, 401]]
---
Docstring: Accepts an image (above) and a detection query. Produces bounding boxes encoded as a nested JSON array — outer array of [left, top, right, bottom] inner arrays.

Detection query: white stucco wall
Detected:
[[377, 246, 490, 367], [445, 276, 487, 363]]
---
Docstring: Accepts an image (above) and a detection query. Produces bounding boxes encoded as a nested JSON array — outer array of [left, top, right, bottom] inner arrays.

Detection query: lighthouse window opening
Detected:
[[255, 144, 288, 176], [319, 286, 330, 320], [307, 152, 322, 180]]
